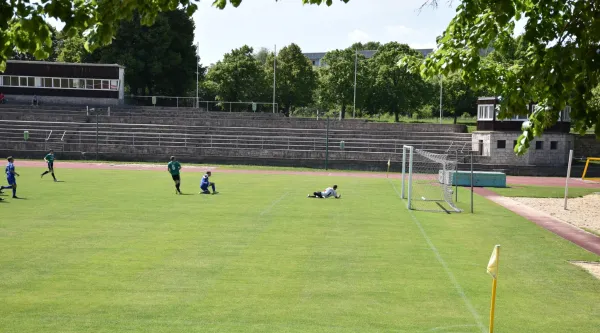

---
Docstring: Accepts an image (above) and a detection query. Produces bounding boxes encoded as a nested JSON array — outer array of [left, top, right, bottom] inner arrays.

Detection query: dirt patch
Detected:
[[511, 194, 600, 235], [571, 261, 600, 280]]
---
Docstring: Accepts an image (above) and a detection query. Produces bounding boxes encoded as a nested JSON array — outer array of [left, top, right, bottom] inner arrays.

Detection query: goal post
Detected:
[[582, 157, 600, 181], [401, 145, 461, 213]]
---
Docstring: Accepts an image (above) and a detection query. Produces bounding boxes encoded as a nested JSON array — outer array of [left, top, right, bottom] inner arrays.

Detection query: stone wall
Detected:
[[574, 135, 600, 158], [472, 131, 573, 166]]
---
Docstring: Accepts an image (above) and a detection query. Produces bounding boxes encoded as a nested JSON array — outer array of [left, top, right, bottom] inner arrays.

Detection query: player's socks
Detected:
[[12, 188, 16, 197], [176, 184, 181, 194], [41, 171, 49, 178], [52, 173, 57, 181]]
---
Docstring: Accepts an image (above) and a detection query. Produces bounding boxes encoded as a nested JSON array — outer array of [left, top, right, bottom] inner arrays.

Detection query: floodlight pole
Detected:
[[196, 42, 199, 109], [353, 49, 357, 118], [273, 44, 276, 113], [439, 75, 443, 124]]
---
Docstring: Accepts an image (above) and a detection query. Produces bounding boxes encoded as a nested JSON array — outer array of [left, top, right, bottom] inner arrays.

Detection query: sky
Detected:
[[192, 0, 461, 65]]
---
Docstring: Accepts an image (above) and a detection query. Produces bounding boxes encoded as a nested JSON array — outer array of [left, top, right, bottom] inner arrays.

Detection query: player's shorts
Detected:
[[200, 184, 208, 191], [171, 174, 180, 181], [47, 162, 54, 170], [7, 177, 16, 185]]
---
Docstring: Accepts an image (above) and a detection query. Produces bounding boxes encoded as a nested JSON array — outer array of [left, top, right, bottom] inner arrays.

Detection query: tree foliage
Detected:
[[207, 45, 270, 105], [405, 0, 600, 154], [0, 0, 347, 72], [264, 44, 317, 115], [318, 49, 365, 119], [371, 42, 430, 122], [88, 10, 200, 96], [440, 72, 480, 123], [56, 32, 87, 63]]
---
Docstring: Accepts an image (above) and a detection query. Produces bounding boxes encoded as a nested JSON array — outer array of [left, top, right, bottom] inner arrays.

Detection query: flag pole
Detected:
[[488, 245, 500, 333], [387, 158, 391, 178]]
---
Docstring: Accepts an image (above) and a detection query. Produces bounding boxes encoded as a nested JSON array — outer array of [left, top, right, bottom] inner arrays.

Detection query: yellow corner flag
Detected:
[[487, 245, 499, 279], [487, 245, 500, 333], [386, 158, 391, 178]]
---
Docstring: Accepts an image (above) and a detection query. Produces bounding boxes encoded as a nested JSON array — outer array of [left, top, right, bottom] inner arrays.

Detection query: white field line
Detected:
[[389, 180, 486, 333]]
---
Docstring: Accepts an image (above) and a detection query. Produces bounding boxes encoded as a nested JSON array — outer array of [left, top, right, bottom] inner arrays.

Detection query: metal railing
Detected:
[[126, 95, 279, 112]]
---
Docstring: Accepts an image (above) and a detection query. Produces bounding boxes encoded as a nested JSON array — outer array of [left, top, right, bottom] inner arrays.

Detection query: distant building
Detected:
[[303, 49, 434, 67], [0, 60, 125, 105]]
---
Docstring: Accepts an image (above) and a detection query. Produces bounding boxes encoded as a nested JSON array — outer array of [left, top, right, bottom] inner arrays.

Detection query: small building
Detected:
[[0, 60, 125, 105], [473, 97, 573, 166]]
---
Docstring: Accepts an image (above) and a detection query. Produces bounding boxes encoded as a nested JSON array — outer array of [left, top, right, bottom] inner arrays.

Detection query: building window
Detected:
[[477, 105, 494, 120], [19, 77, 27, 86], [61, 78, 69, 89], [0, 75, 120, 91], [110, 80, 119, 90], [93, 79, 102, 89], [551, 141, 558, 150], [497, 140, 506, 149], [10, 76, 19, 86], [53, 78, 61, 88], [27, 77, 34, 87], [86, 79, 94, 89], [43, 78, 52, 88], [513, 140, 517, 148], [35, 77, 42, 87], [535, 141, 544, 150]]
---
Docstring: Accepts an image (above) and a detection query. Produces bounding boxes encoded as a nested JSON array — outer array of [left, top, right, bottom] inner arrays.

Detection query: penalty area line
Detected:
[[388, 180, 486, 333]]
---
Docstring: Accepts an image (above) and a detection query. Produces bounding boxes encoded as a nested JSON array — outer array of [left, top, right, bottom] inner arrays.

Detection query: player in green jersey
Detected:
[[167, 156, 182, 194], [41, 149, 57, 181]]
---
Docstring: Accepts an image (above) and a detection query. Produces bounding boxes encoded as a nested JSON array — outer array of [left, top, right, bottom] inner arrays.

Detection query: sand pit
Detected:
[[511, 193, 600, 236], [571, 261, 600, 280]]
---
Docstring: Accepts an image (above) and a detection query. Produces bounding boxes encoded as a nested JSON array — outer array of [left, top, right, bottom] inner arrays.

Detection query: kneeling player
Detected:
[[200, 171, 217, 194], [308, 185, 340, 199]]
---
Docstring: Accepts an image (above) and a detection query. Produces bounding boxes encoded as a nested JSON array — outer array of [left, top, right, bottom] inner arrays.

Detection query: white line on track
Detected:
[[389, 180, 486, 333]]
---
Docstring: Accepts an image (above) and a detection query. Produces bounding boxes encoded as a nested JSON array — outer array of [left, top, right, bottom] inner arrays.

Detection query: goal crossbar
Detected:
[[582, 157, 600, 181]]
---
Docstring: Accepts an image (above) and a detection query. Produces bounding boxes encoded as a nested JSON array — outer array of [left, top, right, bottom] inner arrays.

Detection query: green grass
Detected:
[[488, 185, 600, 198], [1, 167, 599, 333]]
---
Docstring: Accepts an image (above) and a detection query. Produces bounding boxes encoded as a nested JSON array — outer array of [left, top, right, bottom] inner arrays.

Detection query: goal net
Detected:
[[582, 157, 600, 182], [401, 145, 461, 213]]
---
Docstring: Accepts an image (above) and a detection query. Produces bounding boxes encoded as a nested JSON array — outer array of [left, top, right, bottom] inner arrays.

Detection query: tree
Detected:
[[0, 0, 347, 72], [407, 0, 600, 154], [318, 48, 364, 119], [264, 44, 317, 116], [56, 32, 87, 63], [88, 10, 200, 96], [440, 72, 479, 123], [254, 47, 270, 65], [350, 42, 381, 50], [372, 42, 430, 122], [206, 45, 270, 106], [10, 26, 60, 62]]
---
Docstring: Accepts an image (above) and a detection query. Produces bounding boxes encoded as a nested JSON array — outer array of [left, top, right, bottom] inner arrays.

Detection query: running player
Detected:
[[308, 185, 341, 199], [167, 156, 182, 194], [200, 171, 217, 194], [41, 149, 58, 181], [1, 156, 19, 198]]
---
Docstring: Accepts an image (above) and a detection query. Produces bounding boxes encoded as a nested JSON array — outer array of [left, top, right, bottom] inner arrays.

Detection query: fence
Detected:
[[125, 95, 279, 112]]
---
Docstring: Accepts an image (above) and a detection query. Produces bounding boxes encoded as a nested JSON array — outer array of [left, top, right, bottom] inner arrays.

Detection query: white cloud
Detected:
[[385, 25, 414, 38], [347, 29, 370, 43]]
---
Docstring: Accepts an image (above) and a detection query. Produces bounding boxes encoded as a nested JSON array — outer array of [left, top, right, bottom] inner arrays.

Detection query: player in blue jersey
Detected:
[[1, 157, 20, 198], [200, 171, 217, 194]]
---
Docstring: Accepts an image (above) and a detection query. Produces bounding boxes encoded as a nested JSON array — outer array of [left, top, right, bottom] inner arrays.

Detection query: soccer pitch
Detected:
[[1, 167, 599, 333]]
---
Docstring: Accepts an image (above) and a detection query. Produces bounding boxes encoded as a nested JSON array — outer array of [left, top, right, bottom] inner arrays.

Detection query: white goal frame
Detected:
[[401, 145, 461, 213]]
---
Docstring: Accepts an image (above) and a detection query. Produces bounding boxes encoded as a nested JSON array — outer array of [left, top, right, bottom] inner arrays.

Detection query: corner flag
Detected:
[[386, 158, 391, 178], [487, 245, 500, 333], [487, 245, 500, 279]]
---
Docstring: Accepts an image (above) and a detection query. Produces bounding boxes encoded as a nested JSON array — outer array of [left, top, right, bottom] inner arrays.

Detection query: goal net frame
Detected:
[[401, 145, 461, 213], [582, 157, 600, 181]]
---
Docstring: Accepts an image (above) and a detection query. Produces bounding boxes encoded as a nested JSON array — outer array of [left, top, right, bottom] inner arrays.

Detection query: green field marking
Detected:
[[0, 168, 598, 332], [489, 185, 600, 198]]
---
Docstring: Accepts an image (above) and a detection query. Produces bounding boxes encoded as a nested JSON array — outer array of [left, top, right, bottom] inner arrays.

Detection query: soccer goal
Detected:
[[401, 145, 461, 213], [581, 157, 600, 182]]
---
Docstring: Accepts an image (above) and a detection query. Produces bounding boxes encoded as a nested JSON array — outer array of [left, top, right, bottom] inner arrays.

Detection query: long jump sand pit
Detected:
[[511, 193, 600, 236], [570, 261, 600, 280]]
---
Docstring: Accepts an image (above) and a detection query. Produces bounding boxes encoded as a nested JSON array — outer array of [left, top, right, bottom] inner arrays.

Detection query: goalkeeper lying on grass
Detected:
[[308, 185, 341, 199]]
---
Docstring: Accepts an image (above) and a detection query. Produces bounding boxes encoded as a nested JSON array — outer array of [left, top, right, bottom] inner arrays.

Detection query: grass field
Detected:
[[488, 185, 600, 198], [1, 167, 599, 333]]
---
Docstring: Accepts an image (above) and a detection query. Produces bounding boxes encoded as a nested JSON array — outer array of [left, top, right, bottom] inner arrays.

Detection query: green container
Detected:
[[340, 140, 345, 150], [24, 131, 29, 141]]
